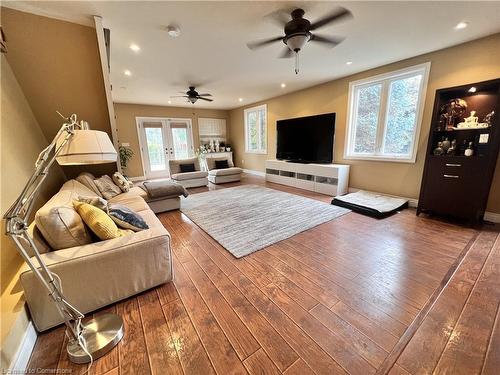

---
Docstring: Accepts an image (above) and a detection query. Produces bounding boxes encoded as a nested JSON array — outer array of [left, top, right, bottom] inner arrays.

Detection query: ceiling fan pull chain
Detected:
[[295, 52, 299, 74]]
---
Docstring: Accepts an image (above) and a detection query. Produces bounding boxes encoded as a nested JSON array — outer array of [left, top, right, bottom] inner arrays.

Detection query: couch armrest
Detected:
[[20, 227, 172, 332]]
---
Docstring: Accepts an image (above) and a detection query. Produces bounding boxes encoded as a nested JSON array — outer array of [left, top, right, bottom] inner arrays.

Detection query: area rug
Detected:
[[180, 185, 350, 258]]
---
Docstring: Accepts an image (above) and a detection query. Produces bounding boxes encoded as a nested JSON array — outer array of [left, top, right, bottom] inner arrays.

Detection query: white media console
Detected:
[[265, 160, 350, 196]]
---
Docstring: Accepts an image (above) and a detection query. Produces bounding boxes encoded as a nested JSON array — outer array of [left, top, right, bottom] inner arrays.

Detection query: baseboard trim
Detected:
[[484, 211, 500, 223], [347, 187, 418, 208], [243, 169, 266, 177], [9, 320, 37, 371]]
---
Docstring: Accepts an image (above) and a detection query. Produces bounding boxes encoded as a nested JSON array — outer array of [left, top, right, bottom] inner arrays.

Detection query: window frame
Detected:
[[344, 62, 431, 163], [244, 104, 267, 154]]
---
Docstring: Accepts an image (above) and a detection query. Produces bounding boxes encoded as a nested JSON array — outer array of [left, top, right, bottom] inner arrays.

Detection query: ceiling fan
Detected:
[[171, 86, 213, 104], [247, 7, 352, 74]]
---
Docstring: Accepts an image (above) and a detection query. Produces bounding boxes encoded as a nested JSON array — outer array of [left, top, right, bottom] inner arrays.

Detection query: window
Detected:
[[345, 63, 430, 162], [244, 104, 267, 153]]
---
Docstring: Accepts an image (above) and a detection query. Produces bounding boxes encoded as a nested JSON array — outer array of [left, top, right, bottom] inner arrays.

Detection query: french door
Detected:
[[137, 117, 194, 179]]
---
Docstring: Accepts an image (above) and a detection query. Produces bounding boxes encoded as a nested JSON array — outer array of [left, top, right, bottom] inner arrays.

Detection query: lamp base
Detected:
[[67, 313, 124, 364]]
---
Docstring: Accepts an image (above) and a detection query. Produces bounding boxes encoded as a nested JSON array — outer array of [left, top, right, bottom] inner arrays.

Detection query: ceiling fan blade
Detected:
[[170, 95, 188, 98], [197, 93, 212, 97], [309, 7, 352, 31], [264, 8, 292, 28], [247, 36, 283, 50], [279, 47, 294, 59], [310, 34, 344, 47], [197, 97, 213, 102]]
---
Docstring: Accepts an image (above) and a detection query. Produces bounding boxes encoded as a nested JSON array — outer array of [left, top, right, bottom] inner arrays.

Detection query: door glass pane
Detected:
[[171, 127, 189, 160], [353, 83, 382, 154], [383, 74, 422, 155], [144, 127, 165, 171]]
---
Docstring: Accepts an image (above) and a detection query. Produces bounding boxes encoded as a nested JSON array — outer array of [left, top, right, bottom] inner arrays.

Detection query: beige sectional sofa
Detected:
[[20, 179, 173, 332], [169, 157, 208, 188]]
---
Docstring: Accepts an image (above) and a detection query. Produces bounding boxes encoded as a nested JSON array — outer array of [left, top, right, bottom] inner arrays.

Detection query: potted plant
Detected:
[[119, 145, 134, 175]]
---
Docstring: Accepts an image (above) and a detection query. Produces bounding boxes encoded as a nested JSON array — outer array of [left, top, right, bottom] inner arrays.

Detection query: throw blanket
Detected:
[[141, 180, 189, 198]]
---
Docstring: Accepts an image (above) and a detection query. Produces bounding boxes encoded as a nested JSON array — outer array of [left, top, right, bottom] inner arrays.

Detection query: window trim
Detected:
[[344, 62, 431, 163], [244, 104, 268, 154]]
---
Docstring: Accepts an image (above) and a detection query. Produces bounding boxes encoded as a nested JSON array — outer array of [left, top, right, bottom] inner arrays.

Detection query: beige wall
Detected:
[[229, 33, 500, 213], [114, 103, 230, 177], [1, 7, 115, 179], [1, 56, 65, 350]]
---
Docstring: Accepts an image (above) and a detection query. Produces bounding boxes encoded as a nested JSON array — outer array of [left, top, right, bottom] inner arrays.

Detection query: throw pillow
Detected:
[[76, 172, 103, 197], [108, 204, 149, 231], [112, 172, 131, 193], [179, 163, 196, 173], [73, 201, 133, 240], [78, 195, 108, 211], [94, 175, 122, 200], [215, 159, 229, 169]]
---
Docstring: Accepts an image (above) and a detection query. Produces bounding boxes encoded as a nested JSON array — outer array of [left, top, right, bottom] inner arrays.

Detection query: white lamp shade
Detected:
[[56, 130, 117, 165]]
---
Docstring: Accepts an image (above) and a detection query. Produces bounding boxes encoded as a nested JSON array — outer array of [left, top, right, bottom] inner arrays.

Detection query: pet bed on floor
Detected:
[[332, 190, 408, 218]]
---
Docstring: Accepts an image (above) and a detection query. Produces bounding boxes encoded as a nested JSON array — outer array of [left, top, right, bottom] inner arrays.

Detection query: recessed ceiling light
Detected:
[[238, 98, 243, 102], [124, 69, 132, 76], [281, 83, 286, 88], [454, 21, 468, 30], [468, 87, 477, 93], [129, 44, 140, 52], [346, 61, 353, 65], [167, 100, 172, 104]]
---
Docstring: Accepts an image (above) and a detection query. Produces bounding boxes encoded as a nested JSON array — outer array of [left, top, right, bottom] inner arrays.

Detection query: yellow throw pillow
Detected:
[[73, 201, 133, 240]]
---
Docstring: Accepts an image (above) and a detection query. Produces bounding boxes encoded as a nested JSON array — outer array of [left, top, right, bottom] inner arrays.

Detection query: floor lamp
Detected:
[[3, 114, 124, 364]]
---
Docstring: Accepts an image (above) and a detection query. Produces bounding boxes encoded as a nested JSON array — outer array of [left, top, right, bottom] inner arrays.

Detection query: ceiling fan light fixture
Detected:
[[167, 24, 181, 38], [284, 33, 310, 53], [188, 96, 197, 104]]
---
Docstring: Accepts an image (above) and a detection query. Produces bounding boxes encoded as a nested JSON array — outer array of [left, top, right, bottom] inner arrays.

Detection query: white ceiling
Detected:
[[4, 1, 500, 110]]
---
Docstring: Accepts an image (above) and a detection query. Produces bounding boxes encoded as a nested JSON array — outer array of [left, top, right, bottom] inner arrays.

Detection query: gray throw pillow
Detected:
[[94, 175, 122, 200], [108, 204, 149, 232], [77, 195, 108, 211]]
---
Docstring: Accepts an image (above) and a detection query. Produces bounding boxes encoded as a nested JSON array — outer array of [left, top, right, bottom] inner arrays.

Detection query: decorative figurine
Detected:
[[433, 142, 444, 155], [440, 98, 467, 130], [441, 137, 451, 152], [483, 111, 495, 126], [456, 110, 490, 129], [464, 141, 474, 157], [447, 139, 457, 155]]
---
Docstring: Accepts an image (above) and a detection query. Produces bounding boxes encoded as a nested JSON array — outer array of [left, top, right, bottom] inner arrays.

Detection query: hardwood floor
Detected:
[[26, 175, 499, 374]]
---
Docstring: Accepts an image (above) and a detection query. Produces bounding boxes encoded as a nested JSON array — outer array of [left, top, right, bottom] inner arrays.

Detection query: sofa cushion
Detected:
[[171, 171, 208, 181], [76, 172, 103, 197], [94, 175, 122, 200], [112, 172, 131, 193], [77, 195, 108, 211], [108, 193, 150, 213], [73, 201, 133, 240], [35, 180, 94, 250], [169, 157, 200, 174], [206, 157, 234, 170], [208, 167, 243, 177], [108, 204, 149, 232]]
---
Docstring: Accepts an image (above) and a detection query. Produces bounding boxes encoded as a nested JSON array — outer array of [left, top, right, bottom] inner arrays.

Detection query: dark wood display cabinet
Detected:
[[417, 78, 500, 224]]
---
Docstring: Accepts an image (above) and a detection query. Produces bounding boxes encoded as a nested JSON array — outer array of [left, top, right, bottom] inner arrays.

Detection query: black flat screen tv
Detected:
[[276, 113, 335, 164]]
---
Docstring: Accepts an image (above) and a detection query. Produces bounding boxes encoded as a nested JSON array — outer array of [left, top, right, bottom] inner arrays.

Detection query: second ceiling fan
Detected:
[[247, 7, 353, 74], [171, 86, 213, 104]]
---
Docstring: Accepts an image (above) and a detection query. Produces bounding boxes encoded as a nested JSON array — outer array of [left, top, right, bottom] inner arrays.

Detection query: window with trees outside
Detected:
[[244, 104, 267, 154], [344, 63, 430, 162]]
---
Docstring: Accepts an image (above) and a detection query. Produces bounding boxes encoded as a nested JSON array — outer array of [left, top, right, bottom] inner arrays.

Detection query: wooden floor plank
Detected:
[[243, 348, 281, 375], [137, 290, 183, 375], [482, 302, 500, 375], [162, 298, 216, 375], [229, 272, 348, 374], [116, 297, 151, 375], [171, 253, 248, 375], [181, 258, 261, 360], [395, 231, 498, 374], [26, 326, 65, 372], [283, 359, 316, 375]]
